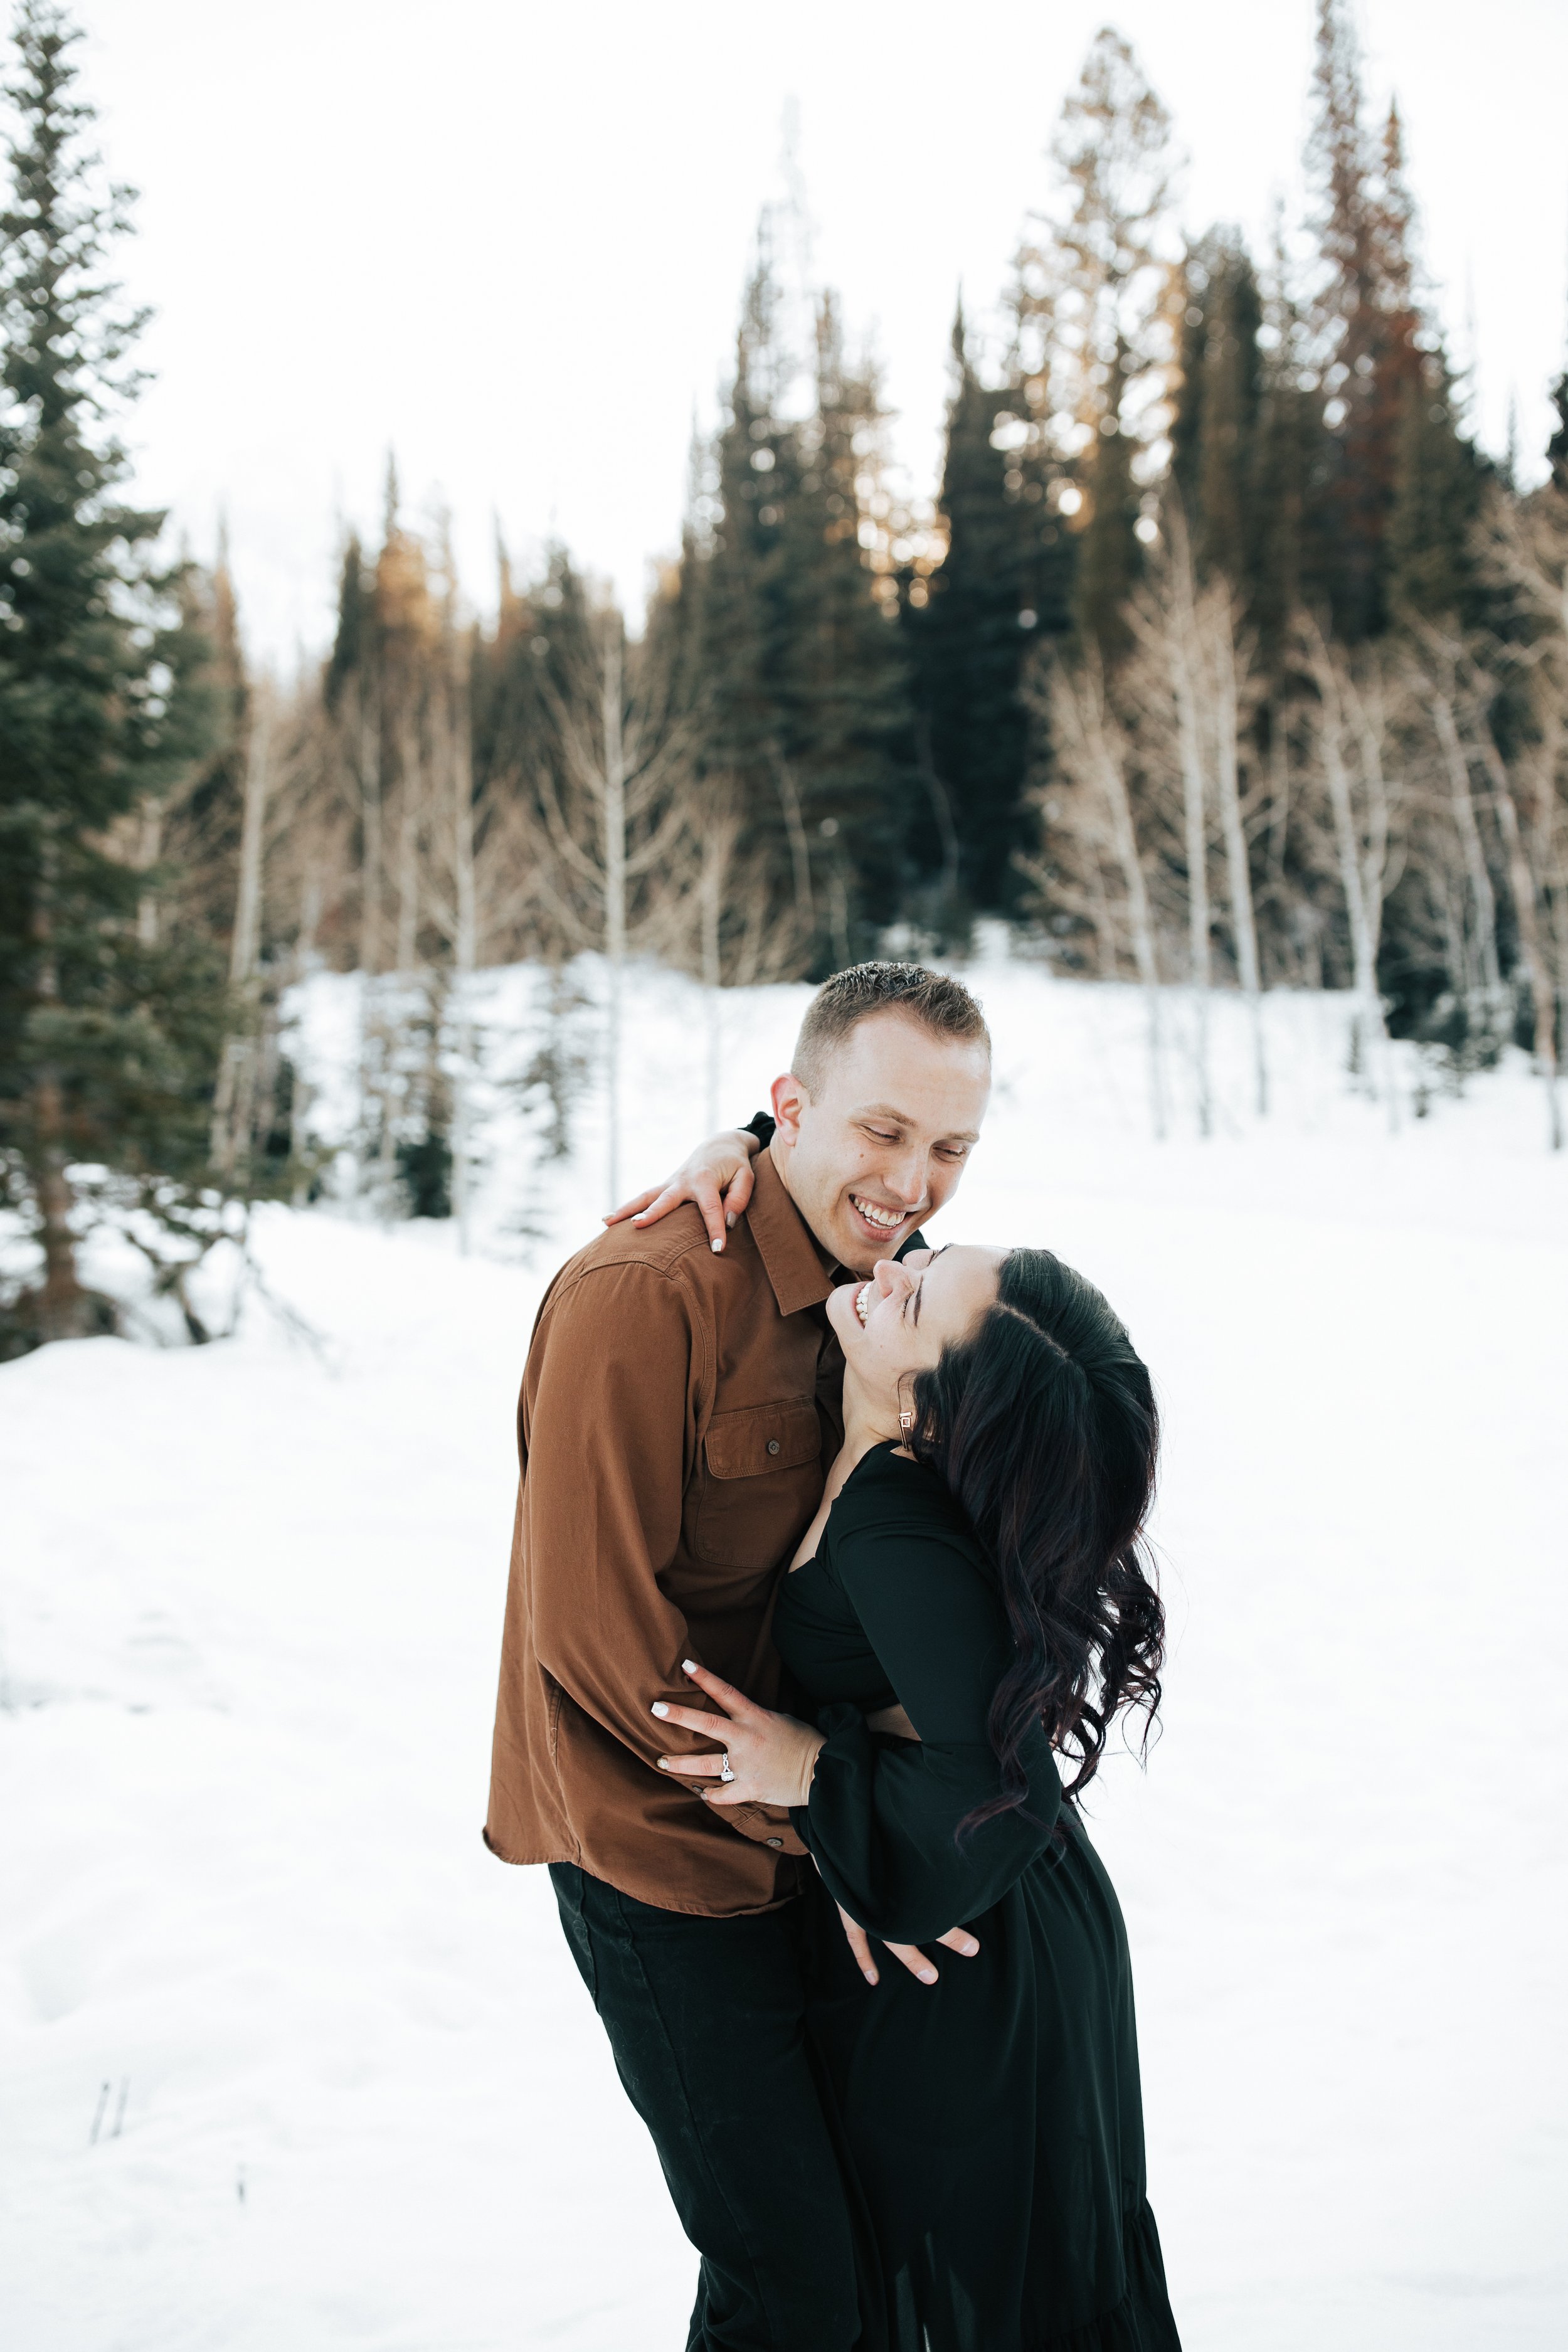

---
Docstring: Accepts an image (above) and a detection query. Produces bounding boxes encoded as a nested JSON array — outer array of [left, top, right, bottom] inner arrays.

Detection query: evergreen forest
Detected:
[[3, 0, 1567, 1353]]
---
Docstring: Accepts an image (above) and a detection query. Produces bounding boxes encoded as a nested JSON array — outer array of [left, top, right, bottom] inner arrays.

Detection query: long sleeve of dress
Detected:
[[792, 1505, 1062, 1944]]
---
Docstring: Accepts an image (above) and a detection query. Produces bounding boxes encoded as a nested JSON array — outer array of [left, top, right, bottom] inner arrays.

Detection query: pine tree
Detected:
[[696, 232, 912, 972], [701, 238, 809, 941], [1385, 344, 1487, 624], [903, 304, 1036, 919], [1014, 28, 1179, 655], [794, 296, 912, 953], [1305, 8, 1475, 640], [0, 2, 225, 1350], [1548, 369, 1568, 496], [160, 529, 248, 946], [1170, 230, 1264, 592], [1248, 215, 1330, 658]]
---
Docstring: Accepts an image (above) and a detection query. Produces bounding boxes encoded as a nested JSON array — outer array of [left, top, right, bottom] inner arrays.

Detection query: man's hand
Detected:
[[834, 1904, 980, 1988], [605, 1130, 760, 1254]]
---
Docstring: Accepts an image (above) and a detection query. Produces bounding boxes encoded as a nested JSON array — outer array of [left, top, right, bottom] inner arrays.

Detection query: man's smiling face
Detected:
[[768, 1010, 992, 1274]]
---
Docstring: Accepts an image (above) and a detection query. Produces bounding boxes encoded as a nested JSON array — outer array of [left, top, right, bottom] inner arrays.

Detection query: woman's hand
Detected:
[[652, 1660, 824, 1809], [654, 1663, 983, 1988], [832, 1902, 980, 1989], [604, 1130, 760, 1254]]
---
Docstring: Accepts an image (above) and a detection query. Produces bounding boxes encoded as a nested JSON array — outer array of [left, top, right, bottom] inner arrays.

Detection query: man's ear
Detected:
[[770, 1069, 810, 1142]]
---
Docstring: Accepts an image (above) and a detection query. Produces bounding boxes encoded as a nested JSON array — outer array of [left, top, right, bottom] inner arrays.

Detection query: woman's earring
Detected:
[[898, 1407, 914, 1435]]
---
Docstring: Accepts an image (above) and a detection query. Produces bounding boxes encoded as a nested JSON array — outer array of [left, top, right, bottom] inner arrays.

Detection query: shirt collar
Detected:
[[745, 1148, 839, 1318]]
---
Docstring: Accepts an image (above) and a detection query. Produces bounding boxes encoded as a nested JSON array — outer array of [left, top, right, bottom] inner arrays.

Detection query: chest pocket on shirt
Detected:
[[692, 1399, 824, 1571]]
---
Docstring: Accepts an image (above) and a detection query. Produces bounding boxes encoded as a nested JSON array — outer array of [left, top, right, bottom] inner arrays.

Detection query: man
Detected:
[[484, 962, 992, 2349]]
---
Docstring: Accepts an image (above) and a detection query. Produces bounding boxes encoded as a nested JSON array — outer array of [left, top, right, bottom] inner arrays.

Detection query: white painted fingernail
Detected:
[[711, 1237, 724, 1253], [651, 1702, 669, 1718], [682, 1660, 698, 1674], [726, 1210, 736, 1227]]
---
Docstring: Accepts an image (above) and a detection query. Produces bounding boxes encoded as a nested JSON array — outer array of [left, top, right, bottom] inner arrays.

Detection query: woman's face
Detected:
[[827, 1243, 1004, 1428]]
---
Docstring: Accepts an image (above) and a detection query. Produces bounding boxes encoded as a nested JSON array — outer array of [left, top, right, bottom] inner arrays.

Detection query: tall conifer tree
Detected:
[[905, 305, 1036, 916], [697, 234, 911, 970], [1303, 4, 1480, 639], [1170, 230, 1264, 591], [1547, 369, 1568, 496], [0, 2, 223, 1348], [1013, 29, 1178, 655]]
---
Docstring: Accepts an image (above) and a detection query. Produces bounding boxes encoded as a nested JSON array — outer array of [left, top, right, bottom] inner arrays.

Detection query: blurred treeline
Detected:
[[221, 11, 1567, 1136], [3, 3, 1567, 1350]]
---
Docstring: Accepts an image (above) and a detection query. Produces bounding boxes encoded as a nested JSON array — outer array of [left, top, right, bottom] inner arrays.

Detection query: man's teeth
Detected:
[[852, 1195, 904, 1231], [854, 1283, 873, 1325]]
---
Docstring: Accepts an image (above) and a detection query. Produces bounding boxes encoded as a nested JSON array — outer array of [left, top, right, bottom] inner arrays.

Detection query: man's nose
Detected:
[[885, 1152, 928, 1207]]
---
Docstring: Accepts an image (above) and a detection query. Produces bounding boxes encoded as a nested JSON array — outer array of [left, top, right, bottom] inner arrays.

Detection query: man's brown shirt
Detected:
[[484, 1150, 848, 1915]]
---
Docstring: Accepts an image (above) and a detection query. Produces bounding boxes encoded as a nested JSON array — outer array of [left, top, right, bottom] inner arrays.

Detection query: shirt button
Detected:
[[766, 1836, 784, 1849], [766, 1439, 780, 1455]]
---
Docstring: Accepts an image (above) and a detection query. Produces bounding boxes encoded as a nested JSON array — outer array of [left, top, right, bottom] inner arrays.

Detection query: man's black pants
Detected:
[[551, 1862, 868, 2351]]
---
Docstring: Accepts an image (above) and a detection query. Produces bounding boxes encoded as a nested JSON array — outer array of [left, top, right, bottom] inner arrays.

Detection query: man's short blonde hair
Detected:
[[792, 962, 990, 1094]]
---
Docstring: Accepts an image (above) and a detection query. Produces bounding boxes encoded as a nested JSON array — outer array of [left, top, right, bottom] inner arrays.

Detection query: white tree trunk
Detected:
[[701, 831, 723, 1134], [1206, 590, 1268, 1114], [357, 680, 383, 1207], [135, 797, 164, 947], [775, 753, 814, 943], [1474, 729, 1562, 1150], [1061, 656, 1166, 1140], [1165, 516, 1212, 1135], [1306, 627, 1394, 1116], [395, 716, 421, 977], [1428, 689, 1501, 997], [602, 623, 627, 1209], [211, 690, 273, 1176], [448, 657, 479, 1252], [290, 874, 322, 1205]]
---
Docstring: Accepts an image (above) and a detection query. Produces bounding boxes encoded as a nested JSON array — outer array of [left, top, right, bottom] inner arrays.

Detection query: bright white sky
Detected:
[[60, 0, 1568, 665]]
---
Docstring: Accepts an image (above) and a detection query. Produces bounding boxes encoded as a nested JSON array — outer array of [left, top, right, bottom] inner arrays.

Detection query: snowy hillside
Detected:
[[3, 954, 1567, 2351]]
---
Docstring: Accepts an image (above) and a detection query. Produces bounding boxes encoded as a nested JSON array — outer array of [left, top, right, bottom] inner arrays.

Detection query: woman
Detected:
[[652, 1242, 1181, 2352]]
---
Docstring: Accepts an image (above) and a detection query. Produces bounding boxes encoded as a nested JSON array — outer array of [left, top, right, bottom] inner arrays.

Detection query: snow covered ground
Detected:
[[3, 953, 1567, 2351]]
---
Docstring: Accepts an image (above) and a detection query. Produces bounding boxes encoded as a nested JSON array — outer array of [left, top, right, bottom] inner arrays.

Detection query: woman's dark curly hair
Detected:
[[908, 1248, 1163, 1829]]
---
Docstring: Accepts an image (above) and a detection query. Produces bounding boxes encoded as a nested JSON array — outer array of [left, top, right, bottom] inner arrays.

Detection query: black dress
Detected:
[[774, 1443, 1181, 2352]]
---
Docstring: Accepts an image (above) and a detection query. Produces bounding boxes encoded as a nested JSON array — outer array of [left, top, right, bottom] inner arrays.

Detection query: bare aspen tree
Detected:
[[421, 618, 480, 1251], [534, 607, 695, 1209], [135, 795, 163, 946], [1470, 717, 1560, 1148], [774, 751, 815, 941], [1301, 617, 1404, 1123], [601, 621, 628, 1204], [288, 872, 322, 1198], [1128, 514, 1211, 1130], [394, 718, 422, 979], [1404, 618, 1502, 1004], [1047, 650, 1168, 1138], [357, 681, 384, 980], [1478, 490, 1567, 1148], [210, 684, 273, 1177], [449, 675, 478, 1250], [696, 806, 741, 1132], [344, 667, 386, 1203], [1126, 514, 1267, 1126], [1202, 583, 1268, 1113]]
